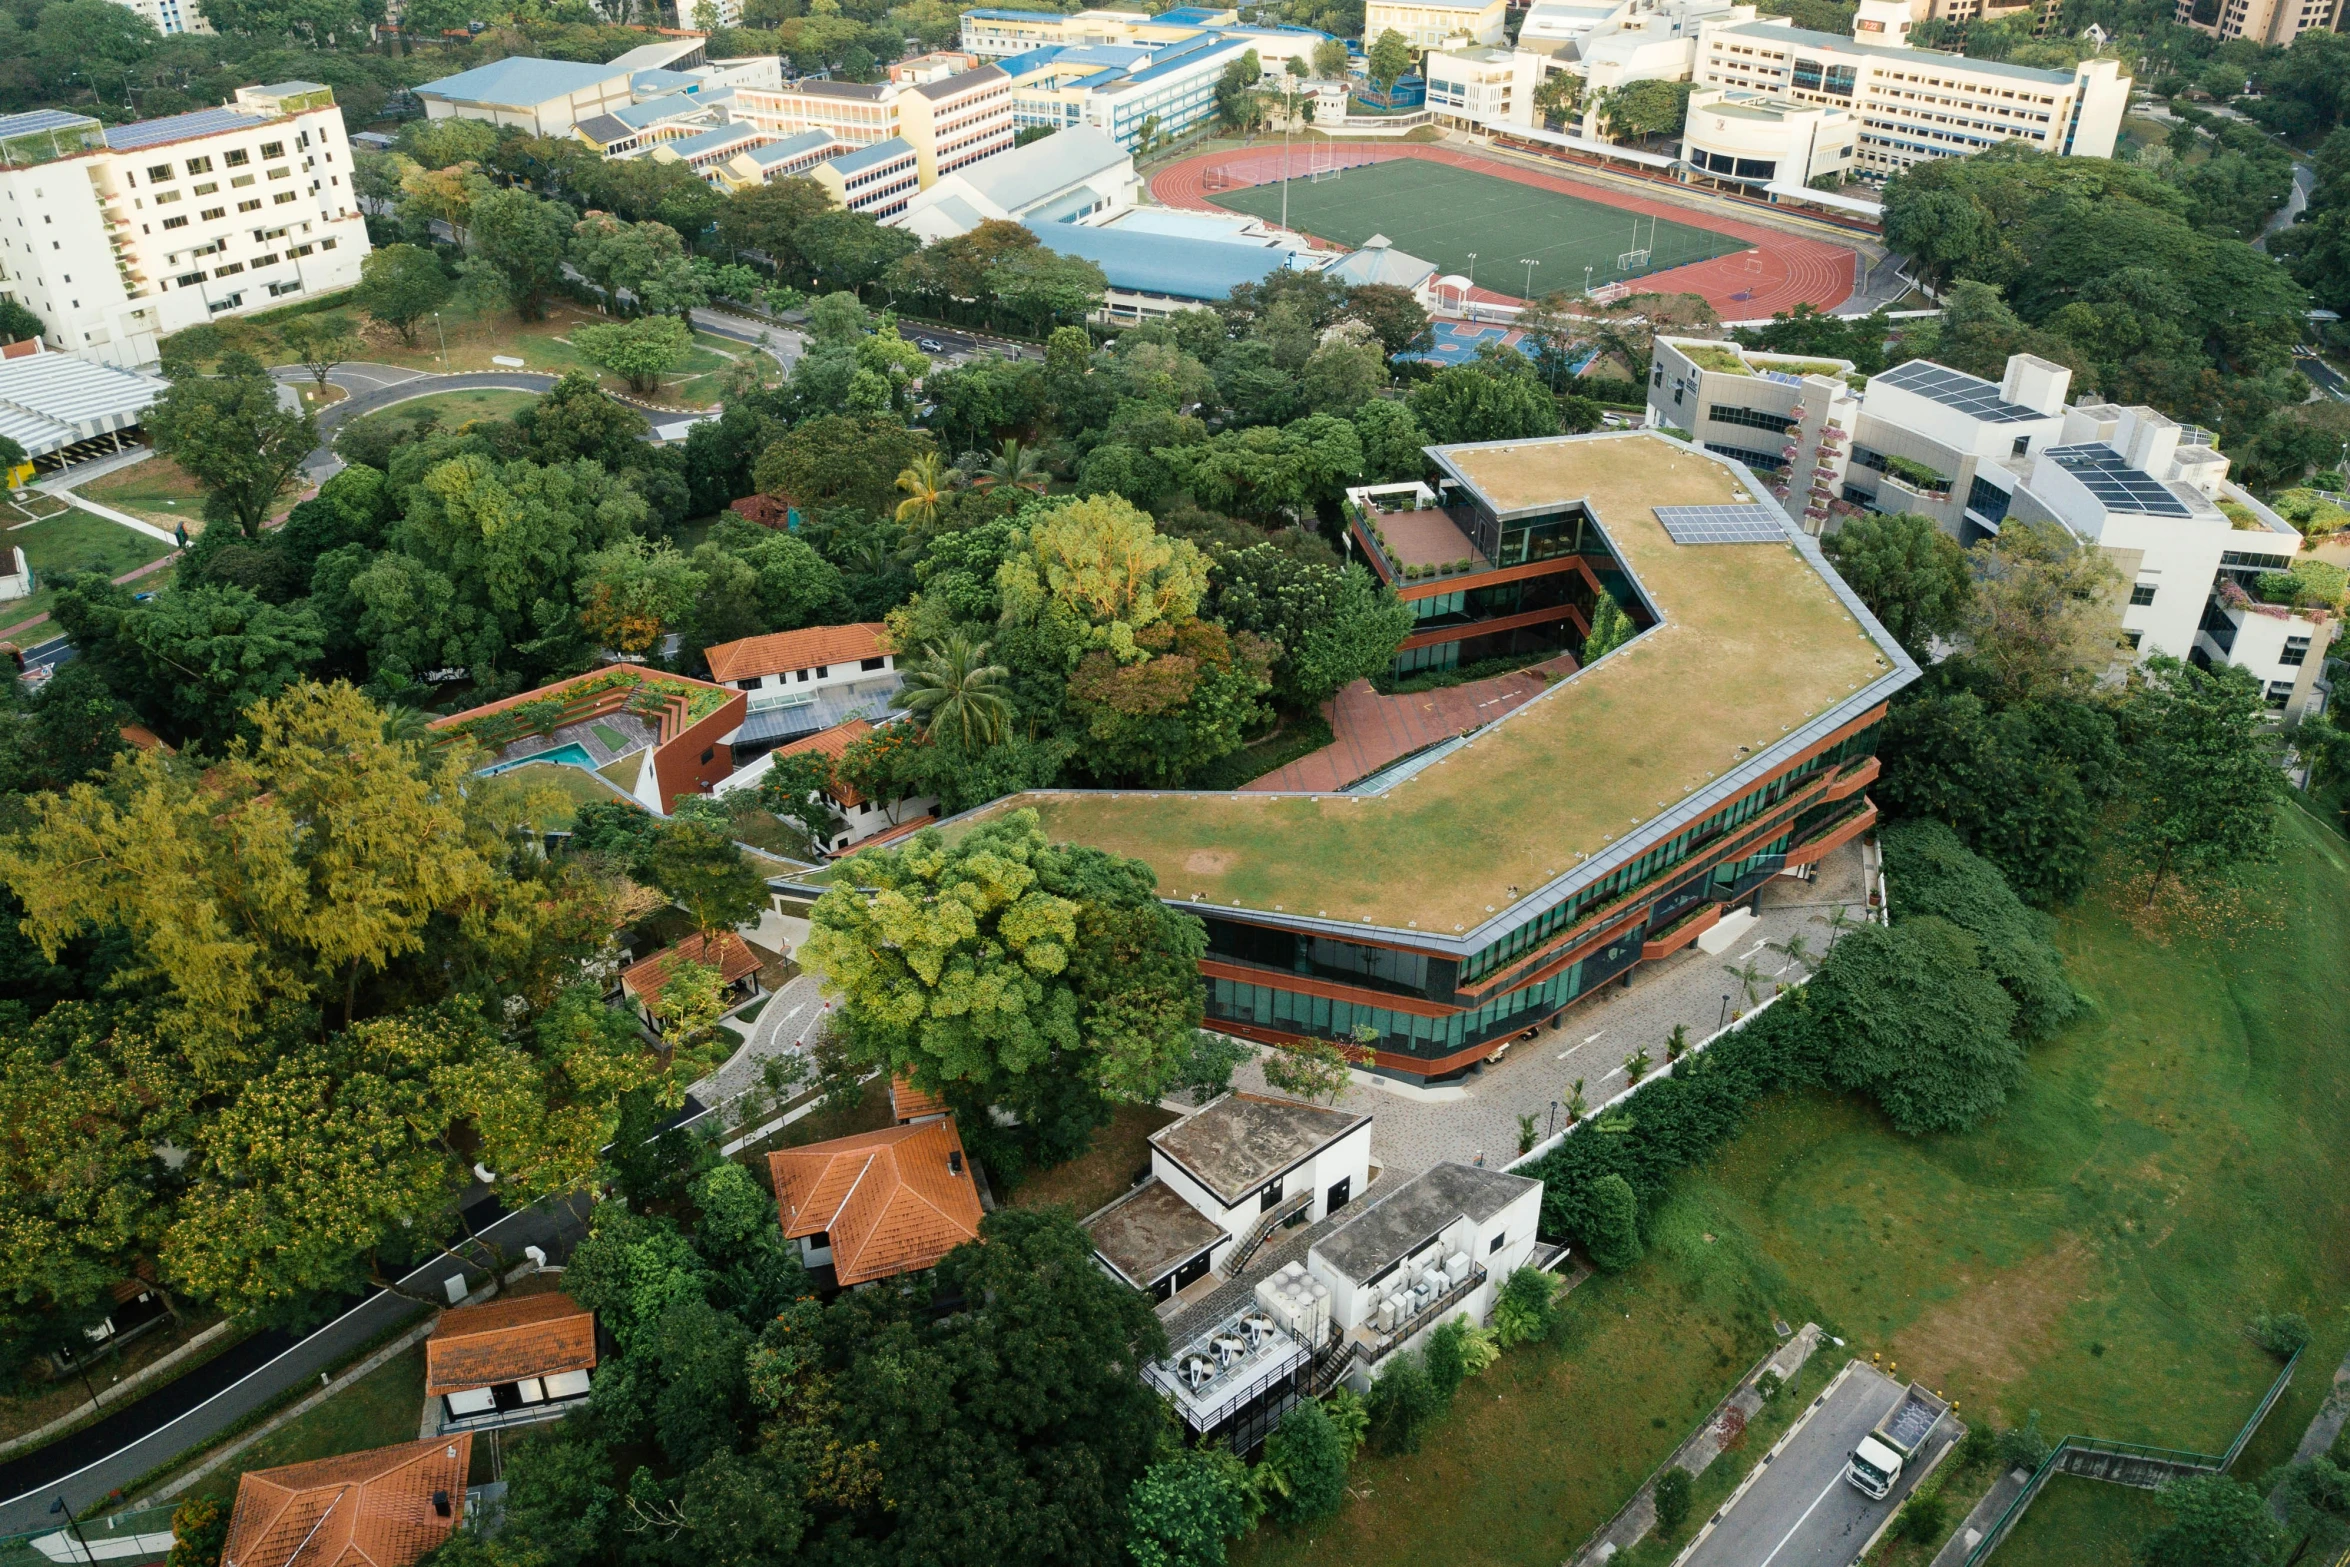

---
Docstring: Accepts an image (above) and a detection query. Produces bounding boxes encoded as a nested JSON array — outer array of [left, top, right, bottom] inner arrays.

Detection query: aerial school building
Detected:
[[924, 432, 1916, 1084]]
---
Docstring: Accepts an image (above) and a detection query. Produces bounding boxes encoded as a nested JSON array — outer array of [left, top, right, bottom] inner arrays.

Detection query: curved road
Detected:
[[277, 364, 562, 480]]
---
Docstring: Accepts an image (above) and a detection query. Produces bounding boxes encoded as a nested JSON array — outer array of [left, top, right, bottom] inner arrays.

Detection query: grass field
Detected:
[[79, 457, 207, 534], [491, 761, 636, 829], [1007, 1103, 1180, 1217], [1238, 808, 2350, 1567], [336, 388, 542, 446], [1, 508, 174, 627], [1211, 159, 1749, 295], [282, 302, 743, 408]]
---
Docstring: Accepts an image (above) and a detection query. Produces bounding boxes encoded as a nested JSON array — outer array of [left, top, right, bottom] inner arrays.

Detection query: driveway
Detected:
[[278, 364, 561, 480], [1681, 1361, 1959, 1567]]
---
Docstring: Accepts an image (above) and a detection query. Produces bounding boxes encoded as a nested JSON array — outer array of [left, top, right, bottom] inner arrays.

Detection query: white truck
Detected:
[[1845, 1381, 1949, 1501]]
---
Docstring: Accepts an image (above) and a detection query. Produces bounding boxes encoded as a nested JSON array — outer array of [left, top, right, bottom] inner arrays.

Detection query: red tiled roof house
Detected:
[[222, 1438, 472, 1567], [425, 1292, 598, 1430], [768, 1118, 984, 1286], [618, 930, 765, 1036]]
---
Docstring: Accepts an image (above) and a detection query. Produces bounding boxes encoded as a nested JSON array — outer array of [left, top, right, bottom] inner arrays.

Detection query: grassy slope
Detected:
[[1241, 810, 2350, 1567], [1, 509, 173, 625], [337, 388, 542, 440]]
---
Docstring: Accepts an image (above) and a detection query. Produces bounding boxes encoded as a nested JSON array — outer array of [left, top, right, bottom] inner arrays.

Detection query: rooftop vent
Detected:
[[948, 1150, 964, 1175], [431, 1491, 451, 1519]]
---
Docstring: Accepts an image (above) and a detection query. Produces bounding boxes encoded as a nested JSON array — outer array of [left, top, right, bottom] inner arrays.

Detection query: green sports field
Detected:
[[1212, 158, 1750, 295]]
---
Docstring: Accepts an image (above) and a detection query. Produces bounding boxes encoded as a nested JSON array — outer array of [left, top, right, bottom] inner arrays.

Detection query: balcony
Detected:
[[1355, 1263, 1487, 1366]]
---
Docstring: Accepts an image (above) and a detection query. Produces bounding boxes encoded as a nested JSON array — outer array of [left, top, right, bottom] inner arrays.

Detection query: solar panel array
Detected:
[[2045, 443, 2192, 518], [104, 109, 267, 151], [1876, 360, 2043, 424], [1655, 504, 1789, 544]]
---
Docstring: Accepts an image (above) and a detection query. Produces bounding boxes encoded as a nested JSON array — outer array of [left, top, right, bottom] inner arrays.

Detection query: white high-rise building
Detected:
[[0, 84, 368, 370], [106, 0, 213, 36]]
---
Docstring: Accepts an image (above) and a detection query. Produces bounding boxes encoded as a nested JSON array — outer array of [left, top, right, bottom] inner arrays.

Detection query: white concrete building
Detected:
[[1086, 1093, 1374, 1304], [731, 62, 1013, 189], [1364, 0, 1508, 47], [0, 86, 367, 371], [414, 56, 643, 138], [890, 124, 1138, 242], [1693, 0, 2130, 176], [1648, 339, 2334, 717], [104, 0, 211, 35], [1680, 86, 1857, 187]]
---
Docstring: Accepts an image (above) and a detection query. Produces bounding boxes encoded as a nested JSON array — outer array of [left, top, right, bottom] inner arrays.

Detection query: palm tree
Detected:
[[1770, 934, 1815, 974], [894, 451, 954, 527], [973, 437, 1047, 494], [1726, 960, 1768, 1006], [1816, 903, 1865, 950], [894, 635, 1012, 750], [1566, 1078, 1588, 1124], [380, 703, 433, 748]]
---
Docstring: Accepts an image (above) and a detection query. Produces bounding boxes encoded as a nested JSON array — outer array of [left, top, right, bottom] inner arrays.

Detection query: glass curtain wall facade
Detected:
[[1199, 713, 1886, 1081]]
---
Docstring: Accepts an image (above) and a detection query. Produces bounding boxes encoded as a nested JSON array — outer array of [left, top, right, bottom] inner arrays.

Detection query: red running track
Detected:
[[1150, 143, 1856, 319]]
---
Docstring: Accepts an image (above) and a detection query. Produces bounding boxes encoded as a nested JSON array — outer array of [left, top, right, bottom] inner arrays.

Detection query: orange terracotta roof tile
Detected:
[[425, 1293, 597, 1397], [704, 623, 888, 684], [771, 718, 875, 807], [768, 1117, 983, 1286], [620, 930, 762, 1007], [222, 1437, 471, 1567], [889, 1076, 948, 1121]]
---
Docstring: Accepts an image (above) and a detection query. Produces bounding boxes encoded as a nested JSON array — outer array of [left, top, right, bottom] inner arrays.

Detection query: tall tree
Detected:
[[2117, 655, 2280, 903], [470, 188, 576, 320], [145, 352, 317, 538], [1822, 511, 1972, 658], [355, 244, 452, 347], [893, 634, 1012, 748]]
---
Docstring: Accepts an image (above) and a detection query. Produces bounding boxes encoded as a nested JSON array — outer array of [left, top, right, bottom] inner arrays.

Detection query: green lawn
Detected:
[[336, 388, 541, 447], [1, 509, 174, 628], [183, 1341, 427, 1504], [79, 455, 208, 532], [491, 760, 637, 828], [1991, 1475, 2163, 1567], [1211, 159, 1748, 295], [1240, 809, 2350, 1567]]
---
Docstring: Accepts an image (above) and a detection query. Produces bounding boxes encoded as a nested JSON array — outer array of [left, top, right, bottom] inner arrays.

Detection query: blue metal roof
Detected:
[[1120, 33, 1248, 88], [105, 109, 268, 151], [825, 136, 914, 175], [996, 46, 1067, 77], [661, 123, 760, 158], [964, 6, 1069, 18], [631, 67, 704, 95], [610, 93, 705, 128], [1158, 6, 1229, 21], [746, 128, 836, 164], [1023, 217, 1289, 300], [416, 55, 629, 107]]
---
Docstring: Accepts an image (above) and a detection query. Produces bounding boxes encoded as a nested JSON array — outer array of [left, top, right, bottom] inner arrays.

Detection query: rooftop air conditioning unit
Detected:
[[1180, 1356, 1214, 1389]]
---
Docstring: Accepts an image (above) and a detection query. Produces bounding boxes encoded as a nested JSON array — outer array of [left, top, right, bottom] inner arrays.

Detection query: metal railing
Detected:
[[1357, 1265, 1488, 1368], [1220, 1193, 1311, 1280], [0, 1504, 178, 1567], [1963, 1345, 2301, 1566]]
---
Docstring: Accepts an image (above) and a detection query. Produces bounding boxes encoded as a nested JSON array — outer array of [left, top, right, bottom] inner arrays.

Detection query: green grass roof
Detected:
[[948, 435, 1909, 942]]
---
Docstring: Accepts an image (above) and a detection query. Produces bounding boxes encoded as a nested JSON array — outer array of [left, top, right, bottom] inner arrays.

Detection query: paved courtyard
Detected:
[[1222, 838, 1875, 1180]]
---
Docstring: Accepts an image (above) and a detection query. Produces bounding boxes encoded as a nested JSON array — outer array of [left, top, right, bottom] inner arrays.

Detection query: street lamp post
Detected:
[[433, 310, 448, 366], [1280, 78, 1295, 232], [1465, 252, 1477, 320], [1519, 256, 1540, 300], [50, 1497, 95, 1567]]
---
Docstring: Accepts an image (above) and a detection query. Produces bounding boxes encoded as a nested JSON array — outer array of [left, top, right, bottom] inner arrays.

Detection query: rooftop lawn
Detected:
[[1238, 810, 2350, 1567], [978, 436, 1901, 936]]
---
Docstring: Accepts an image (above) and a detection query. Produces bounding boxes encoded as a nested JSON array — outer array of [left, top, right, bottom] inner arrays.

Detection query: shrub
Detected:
[[1997, 1410, 2051, 1472], [1811, 918, 2024, 1135], [1518, 1113, 1538, 1154], [2249, 1310, 2312, 1358], [1653, 1467, 1693, 1534], [1366, 1352, 1443, 1455], [167, 1497, 229, 1567], [1491, 1267, 1561, 1348], [1585, 1173, 1643, 1270], [2136, 1474, 2287, 1567], [1424, 1315, 1471, 1400], [1127, 1446, 1260, 1567], [1897, 1493, 1949, 1543], [1958, 1421, 1997, 1467], [1880, 820, 2075, 1042], [1756, 1369, 1783, 1402], [1259, 1397, 1350, 1524]]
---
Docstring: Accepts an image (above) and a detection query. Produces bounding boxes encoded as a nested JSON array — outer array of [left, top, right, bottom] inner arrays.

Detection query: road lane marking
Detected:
[[1755, 1471, 1848, 1567]]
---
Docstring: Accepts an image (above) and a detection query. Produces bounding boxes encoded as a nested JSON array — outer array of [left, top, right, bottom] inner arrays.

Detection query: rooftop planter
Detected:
[[433, 665, 736, 755]]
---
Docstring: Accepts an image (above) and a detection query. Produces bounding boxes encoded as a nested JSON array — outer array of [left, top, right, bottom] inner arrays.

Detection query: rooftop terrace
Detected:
[[938, 434, 1910, 946]]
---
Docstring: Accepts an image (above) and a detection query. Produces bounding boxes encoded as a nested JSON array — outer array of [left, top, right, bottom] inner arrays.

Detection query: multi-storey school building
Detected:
[[814, 433, 1913, 1084]]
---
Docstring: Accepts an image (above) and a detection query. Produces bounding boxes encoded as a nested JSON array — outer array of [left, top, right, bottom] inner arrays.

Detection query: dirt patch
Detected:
[[1185, 849, 1236, 874], [1887, 1234, 2096, 1394]]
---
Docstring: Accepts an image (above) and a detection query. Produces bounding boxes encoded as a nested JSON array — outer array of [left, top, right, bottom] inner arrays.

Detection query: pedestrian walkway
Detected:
[[45, 488, 176, 545], [1247, 655, 1576, 792]]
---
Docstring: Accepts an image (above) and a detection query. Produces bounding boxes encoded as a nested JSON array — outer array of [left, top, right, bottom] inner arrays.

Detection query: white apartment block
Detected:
[[1364, 0, 1508, 47], [0, 85, 367, 371], [105, 0, 212, 35], [1693, 0, 2128, 177], [1649, 339, 2333, 717], [731, 62, 1012, 188], [2175, 0, 2341, 47]]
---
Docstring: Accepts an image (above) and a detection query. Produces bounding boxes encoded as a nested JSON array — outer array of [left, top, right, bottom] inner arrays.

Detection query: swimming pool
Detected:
[[481, 743, 597, 775]]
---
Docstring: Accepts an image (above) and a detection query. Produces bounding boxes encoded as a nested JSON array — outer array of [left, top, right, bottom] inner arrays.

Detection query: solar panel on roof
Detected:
[[104, 109, 268, 151], [2044, 443, 2192, 518], [1876, 360, 2043, 424], [1654, 504, 1789, 544]]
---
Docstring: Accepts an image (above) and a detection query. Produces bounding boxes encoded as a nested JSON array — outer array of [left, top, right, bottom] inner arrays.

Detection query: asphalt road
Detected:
[[277, 364, 561, 479], [0, 1192, 591, 1533], [1683, 1362, 1959, 1567]]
